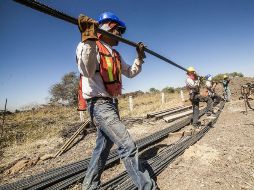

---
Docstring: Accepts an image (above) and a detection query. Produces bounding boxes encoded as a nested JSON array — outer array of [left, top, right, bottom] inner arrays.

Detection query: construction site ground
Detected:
[[1, 97, 254, 189], [70, 100, 253, 190], [156, 100, 254, 190]]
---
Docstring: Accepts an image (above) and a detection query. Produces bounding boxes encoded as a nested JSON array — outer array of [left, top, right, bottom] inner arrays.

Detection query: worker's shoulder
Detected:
[[186, 77, 193, 82], [77, 41, 97, 49]]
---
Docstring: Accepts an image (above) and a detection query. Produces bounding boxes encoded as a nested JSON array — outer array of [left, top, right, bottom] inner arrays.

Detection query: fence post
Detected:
[[1, 99, 7, 137], [161, 92, 165, 104], [180, 90, 185, 102], [129, 96, 133, 112], [79, 111, 85, 122]]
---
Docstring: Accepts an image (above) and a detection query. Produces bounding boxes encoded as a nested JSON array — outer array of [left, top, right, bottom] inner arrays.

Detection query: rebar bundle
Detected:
[[1, 108, 207, 190]]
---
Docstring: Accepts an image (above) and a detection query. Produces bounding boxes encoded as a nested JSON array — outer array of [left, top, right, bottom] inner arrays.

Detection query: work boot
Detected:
[[192, 121, 201, 128]]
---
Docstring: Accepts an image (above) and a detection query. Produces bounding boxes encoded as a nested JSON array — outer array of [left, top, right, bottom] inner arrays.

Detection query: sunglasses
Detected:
[[108, 25, 125, 35]]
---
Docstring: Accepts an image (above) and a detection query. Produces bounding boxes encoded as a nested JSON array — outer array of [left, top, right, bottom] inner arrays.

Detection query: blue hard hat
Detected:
[[205, 74, 212, 80], [98, 12, 126, 34]]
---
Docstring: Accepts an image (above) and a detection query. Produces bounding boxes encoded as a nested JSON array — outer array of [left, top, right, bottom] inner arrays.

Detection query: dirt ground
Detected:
[[157, 100, 254, 190], [68, 99, 254, 190], [1, 77, 254, 189], [2, 100, 254, 190]]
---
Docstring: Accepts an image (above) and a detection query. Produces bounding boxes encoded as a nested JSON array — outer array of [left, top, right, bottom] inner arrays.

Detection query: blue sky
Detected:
[[1, 0, 254, 110]]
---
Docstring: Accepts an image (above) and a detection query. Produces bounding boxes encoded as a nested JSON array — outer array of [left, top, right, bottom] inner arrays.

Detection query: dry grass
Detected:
[[119, 92, 189, 118], [1, 106, 84, 145], [0, 105, 90, 171], [0, 92, 189, 172]]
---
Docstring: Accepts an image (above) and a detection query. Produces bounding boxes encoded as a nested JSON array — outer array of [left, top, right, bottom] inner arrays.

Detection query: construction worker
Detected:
[[76, 12, 157, 190], [222, 75, 231, 102], [205, 74, 221, 105], [185, 67, 214, 127]]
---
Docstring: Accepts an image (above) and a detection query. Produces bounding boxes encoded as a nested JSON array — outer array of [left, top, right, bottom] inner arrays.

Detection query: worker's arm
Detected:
[[121, 42, 145, 78], [76, 41, 98, 78], [121, 57, 143, 78], [186, 78, 199, 89], [205, 81, 212, 89], [211, 82, 217, 91]]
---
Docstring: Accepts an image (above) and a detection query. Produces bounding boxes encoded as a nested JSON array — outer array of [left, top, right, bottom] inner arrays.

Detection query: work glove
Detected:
[[198, 76, 205, 81], [136, 42, 146, 60], [78, 14, 99, 42]]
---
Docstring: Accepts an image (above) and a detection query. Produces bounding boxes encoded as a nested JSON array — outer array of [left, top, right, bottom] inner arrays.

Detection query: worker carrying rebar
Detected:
[[185, 67, 215, 127], [222, 75, 231, 102], [205, 74, 221, 105], [76, 12, 158, 190]]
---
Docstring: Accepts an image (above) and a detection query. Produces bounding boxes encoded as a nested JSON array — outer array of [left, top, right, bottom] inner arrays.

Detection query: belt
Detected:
[[190, 91, 199, 95], [86, 97, 118, 104]]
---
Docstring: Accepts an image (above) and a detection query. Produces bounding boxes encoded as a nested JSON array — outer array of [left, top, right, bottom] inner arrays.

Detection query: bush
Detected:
[[149, 88, 160, 93], [162, 87, 175, 93], [213, 72, 244, 82]]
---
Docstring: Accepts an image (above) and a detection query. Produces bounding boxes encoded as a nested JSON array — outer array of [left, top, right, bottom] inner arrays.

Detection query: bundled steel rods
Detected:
[[1, 108, 208, 190], [42, 109, 209, 190], [101, 101, 224, 190]]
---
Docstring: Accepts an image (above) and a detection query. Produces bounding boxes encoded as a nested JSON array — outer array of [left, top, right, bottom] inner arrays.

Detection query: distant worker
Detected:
[[185, 67, 214, 127], [222, 75, 231, 102], [205, 74, 221, 105], [76, 12, 157, 190]]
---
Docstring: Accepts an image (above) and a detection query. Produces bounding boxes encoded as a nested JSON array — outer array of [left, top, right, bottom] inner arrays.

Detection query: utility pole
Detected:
[[1, 99, 7, 137]]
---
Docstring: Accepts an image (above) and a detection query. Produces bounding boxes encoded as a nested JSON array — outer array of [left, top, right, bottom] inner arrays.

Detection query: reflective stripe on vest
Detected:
[[96, 40, 122, 96], [105, 56, 114, 81]]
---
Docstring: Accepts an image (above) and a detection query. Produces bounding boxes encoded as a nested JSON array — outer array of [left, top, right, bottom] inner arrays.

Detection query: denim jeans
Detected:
[[191, 94, 213, 126], [224, 88, 231, 102], [82, 97, 156, 190]]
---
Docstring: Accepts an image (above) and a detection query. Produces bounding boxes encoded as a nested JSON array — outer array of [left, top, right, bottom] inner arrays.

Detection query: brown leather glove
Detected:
[[136, 42, 146, 60], [78, 14, 99, 42]]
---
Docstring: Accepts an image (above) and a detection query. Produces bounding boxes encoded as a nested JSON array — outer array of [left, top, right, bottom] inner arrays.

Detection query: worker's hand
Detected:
[[136, 42, 146, 60], [199, 76, 205, 81], [78, 14, 99, 42]]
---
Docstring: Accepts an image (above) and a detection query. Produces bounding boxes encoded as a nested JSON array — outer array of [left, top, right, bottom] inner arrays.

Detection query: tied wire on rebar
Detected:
[[13, 0, 188, 72]]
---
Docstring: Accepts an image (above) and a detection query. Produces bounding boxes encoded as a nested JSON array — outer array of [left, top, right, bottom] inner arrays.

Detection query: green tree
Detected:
[[230, 72, 244, 77], [149, 87, 160, 93], [49, 72, 79, 106], [162, 86, 175, 93]]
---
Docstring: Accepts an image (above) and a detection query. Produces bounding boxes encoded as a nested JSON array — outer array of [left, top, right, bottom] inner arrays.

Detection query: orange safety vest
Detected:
[[77, 74, 87, 111], [77, 40, 122, 109], [96, 40, 122, 97]]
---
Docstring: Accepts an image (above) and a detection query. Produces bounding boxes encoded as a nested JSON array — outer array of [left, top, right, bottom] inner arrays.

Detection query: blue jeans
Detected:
[[191, 94, 213, 126], [82, 97, 156, 190], [224, 88, 231, 102]]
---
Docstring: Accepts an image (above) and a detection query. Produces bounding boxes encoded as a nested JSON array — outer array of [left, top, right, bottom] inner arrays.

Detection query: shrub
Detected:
[[162, 87, 175, 93], [149, 88, 160, 93], [213, 72, 244, 82]]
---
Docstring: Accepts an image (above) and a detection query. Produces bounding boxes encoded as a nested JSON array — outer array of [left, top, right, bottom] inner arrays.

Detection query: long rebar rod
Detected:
[[0, 108, 208, 190], [246, 97, 254, 110], [34, 109, 209, 190], [13, 0, 188, 72], [103, 101, 224, 190]]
